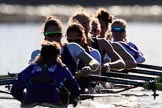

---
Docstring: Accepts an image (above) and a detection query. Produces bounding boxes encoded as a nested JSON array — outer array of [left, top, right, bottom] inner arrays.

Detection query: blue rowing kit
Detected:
[[118, 41, 145, 63], [11, 62, 80, 106]]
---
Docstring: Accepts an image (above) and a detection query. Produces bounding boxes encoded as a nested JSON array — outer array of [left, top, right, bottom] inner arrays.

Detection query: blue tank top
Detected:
[[61, 45, 78, 76], [118, 41, 140, 59]]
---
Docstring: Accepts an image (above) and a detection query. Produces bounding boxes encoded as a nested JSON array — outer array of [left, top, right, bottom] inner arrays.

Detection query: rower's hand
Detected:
[[76, 66, 91, 78], [101, 63, 110, 73]]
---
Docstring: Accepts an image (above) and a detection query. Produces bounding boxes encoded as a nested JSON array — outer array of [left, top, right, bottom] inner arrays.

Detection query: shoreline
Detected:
[[1, 4, 162, 23]]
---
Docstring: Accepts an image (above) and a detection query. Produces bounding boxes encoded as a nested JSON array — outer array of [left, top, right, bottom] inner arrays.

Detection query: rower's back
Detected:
[[11, 40, 80, 108]]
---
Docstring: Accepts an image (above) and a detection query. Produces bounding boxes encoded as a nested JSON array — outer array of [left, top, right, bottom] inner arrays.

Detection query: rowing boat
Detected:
[[0, 88, 141, 108], [1, 64, 162, 107], [0, 85, 150, 108]]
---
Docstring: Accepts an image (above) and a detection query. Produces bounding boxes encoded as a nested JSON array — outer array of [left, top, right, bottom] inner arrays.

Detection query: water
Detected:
[[0, 22, 162, 108], [127, 22, 162, 65], [0, 23, 43, 73]]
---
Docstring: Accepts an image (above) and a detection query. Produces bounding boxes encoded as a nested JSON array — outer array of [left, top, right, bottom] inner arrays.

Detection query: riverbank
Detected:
[[1, 4, 162, 23], [2, 0, 162, 6]]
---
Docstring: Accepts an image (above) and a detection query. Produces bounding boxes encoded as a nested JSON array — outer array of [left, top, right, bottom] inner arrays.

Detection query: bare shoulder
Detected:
[[111, 42, 124, 49], [111, 42, 130, 54], [96, 38, 112, 48]]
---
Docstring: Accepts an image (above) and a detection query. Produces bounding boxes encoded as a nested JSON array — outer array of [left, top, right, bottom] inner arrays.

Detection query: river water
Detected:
[[0, 22, 162, 108]]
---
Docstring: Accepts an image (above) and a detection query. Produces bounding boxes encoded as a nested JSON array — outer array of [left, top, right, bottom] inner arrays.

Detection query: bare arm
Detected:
[[78, 50, 99, 73], [111, 42, 137, 69], [98, 39, 126, 70]]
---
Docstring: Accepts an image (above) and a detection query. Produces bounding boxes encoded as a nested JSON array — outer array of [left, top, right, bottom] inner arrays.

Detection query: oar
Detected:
[[87, 75, 162, 99], [101, 86, 137, 93], [122, 68, 162, 76], [0, 72, 18, 79], [137, 64, 162, 71], [0, 96, 14, 99], [0, 89, 11, 95], [102, 72, 162, 83], [0, 72, 18, 86], [0, 78, 16, 86], [0, 90, 14, 99], [87, 75, 162, 90], [79, 93, 121, 100]]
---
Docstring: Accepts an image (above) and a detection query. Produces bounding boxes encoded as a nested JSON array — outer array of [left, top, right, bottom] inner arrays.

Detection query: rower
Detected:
[[110, 18, 145, 63], [11, 40, 80, 108], [66, 21, 102, 93]]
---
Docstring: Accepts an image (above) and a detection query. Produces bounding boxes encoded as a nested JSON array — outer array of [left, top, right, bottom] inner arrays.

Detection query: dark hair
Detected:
[[90, 16, 101, 37], [96, 8, 114, 27], [67, 21, 87, 43], [34, 40, 63, 66], [43, 16, 63, 35], [67, 20, 84, 36], [66, 20, 90, 53], [41, 42, 60, 59]]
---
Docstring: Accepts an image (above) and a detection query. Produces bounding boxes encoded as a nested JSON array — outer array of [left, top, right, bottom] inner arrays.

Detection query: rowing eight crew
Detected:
[[11, 7, 145, 108]]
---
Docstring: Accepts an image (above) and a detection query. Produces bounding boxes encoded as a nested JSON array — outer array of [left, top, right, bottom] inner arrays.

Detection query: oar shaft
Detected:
[[0, 76, 17, 81], [0, 73, 18, 78], [79, 93, 120, 99], [102, 72, 161, 82], [137, 64, 162, 71], [123, 69, 162, 76], [88, 75, 144, 86], [0, 90, 11, 95], [0, 73, 18, 86], [0, 78, 16, 86], [88, 75, 162, 91], [0, 75, 9, 78]]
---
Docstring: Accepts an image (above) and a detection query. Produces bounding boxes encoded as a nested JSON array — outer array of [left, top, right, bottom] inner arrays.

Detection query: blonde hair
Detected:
[[71, 7, 91, 23], [111, 18, 128, 42]]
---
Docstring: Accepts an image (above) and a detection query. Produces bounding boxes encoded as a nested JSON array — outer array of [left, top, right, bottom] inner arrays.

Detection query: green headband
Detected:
[[44, 32, 62, 36]]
